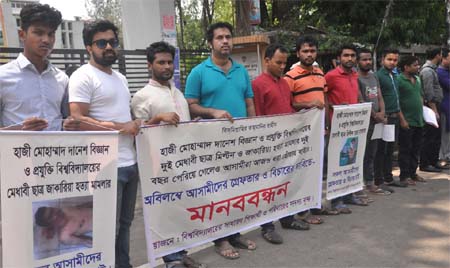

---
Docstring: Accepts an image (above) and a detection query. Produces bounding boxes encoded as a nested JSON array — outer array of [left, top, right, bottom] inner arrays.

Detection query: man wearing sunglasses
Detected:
[[68, 20, 140, 268]]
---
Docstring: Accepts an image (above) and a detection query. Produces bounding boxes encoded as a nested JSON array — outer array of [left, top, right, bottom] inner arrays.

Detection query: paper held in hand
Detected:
[[422, 106, 439, 128]]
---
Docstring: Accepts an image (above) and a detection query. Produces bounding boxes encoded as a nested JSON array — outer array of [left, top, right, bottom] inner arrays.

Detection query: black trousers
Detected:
[[374, 115, 399, 185], [420, 109, 441, 168], [398, 126, 423, 179]]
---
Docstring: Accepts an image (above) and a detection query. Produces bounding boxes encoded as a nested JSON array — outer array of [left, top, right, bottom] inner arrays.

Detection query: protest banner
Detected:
[[326, 103, 372, 200], [0, 131, 118, 268], [136, 109, 324, 260]]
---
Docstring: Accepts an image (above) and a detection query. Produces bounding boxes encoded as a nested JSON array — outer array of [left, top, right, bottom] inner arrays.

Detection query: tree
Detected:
[[85, 0, 123, 35]]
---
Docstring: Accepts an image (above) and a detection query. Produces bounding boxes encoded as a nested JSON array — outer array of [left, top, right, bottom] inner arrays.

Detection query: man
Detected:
[[438, 48, 450, 165], [68, 20, 140, 268], [356, 48, 389, 195], [252, 44, 309, 245], [375, 48, 403, 190], [284, 35, 331, 218], [325, 44, 367, 212], [419, 48, 445, 172], [185, 22, 256, 260], [35, 204, 93, 247], [131, 41, 204, 268], [285, 35, 327, 111], [397, 55, 425, 185], [0, 3, 76, 131]]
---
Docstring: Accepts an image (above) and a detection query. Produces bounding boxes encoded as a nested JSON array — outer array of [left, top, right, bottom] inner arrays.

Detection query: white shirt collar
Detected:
[[17, 53, 54, 74]]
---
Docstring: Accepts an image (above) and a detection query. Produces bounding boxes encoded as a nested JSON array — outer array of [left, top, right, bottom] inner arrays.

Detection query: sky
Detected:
[[40, 0, 89, 20]]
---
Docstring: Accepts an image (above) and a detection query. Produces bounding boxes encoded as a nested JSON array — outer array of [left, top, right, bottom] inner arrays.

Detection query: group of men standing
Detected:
[[0, 2, 449, 268]]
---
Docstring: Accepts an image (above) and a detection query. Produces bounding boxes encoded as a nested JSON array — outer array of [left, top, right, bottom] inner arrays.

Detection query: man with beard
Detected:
[[325, 44, 367, 212], [397, 55, 425, 185], [185, 22, 256, 260], [284, 35, 330, 219], [356, 48, 390, 195], [131, 41, 205, 268], [375, 48, 404, 189], [68, 20, 140, 268]]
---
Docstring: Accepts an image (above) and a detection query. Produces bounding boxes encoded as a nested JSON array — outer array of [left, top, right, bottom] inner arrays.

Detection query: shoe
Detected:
[[400, 178, 416, 186], [280, 218, 310, 230], [420, 165, 442, 173], [435, 161, 450, 170], [411, 174, 426, 182], [378, 183, 395, 193], [386, 180, 408, 187], [261, 228, 283, 244]]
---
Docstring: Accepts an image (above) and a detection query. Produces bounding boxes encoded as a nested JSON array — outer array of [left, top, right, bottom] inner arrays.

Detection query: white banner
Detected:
[[136, 109, 324, 259], [326, 103, 372, 200], [0, 131, 118, 268]]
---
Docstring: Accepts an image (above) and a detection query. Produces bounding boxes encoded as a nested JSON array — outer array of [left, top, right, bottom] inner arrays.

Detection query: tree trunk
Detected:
[[259, 0, 270, 28], [235, 0, 251, 36]]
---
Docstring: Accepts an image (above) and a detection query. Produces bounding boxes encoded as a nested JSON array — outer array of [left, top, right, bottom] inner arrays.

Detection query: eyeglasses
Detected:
[[92, 39, 119, 49]]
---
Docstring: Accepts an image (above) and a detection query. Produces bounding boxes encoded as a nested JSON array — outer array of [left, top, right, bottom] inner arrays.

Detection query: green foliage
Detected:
[[177, 0, 447, 50]]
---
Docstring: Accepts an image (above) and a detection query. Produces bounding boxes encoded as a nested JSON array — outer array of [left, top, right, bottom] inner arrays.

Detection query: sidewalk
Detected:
[[132, 168, 450, 268]]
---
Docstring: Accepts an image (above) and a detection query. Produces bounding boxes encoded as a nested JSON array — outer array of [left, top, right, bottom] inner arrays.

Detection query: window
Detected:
[[61, 22, 65, 30], [61, 33, 67, 48], [68, 22, 72, 31], [69, 33, 74, 48]]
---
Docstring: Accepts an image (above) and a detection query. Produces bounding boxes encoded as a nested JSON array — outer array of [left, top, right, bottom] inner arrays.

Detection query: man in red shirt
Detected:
[[252, 44, 310, 245], [325, 44, 366, 213]]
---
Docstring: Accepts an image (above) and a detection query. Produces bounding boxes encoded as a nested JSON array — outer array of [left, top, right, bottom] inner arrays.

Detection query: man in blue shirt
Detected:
[[185, 22, 256, 260]]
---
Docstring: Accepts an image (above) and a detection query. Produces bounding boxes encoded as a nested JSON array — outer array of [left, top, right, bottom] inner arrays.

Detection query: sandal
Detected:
[[404, 178, 416, 186], [411, 174, 426, 182], [344, 195, 369, 206], [182, 256, 207, 268], [334, 204, 352, 214], [367, 185, 391, 195], [229, 236, 256, 250], [302, 215, 324, 224], [280, 218, 310, 230], [214, 241, 240, 260], [261, 229, 283, 244], [317, 208, 340, 215]]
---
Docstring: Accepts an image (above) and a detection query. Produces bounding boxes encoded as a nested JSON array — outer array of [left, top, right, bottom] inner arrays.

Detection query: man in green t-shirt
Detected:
[[397, 55, 425, 185]]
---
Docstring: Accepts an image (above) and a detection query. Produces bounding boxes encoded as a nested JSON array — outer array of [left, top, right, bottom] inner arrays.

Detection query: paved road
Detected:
[[132, 168, 450, 268]]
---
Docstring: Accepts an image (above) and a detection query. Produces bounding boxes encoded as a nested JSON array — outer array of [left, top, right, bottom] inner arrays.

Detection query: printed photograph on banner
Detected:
[[33, 196, 93, 260], [339, 137, 358, 166]]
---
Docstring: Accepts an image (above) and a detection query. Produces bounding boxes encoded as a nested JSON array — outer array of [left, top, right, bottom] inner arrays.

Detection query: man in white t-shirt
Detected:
[[68, 20, 140, 268], [131, 41, 205, 268]]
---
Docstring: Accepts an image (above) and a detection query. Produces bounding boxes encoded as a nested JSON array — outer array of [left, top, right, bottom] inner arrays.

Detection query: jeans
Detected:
[[374, 115, 399, 185], [420, 106, 441, 168], [163, 250, 188, 263], [399, 126, 423, 179], [116, 164, 139, 268], [363, 121, 378, 185]]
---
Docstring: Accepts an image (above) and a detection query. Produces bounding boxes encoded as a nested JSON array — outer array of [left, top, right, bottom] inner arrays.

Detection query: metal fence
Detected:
[[0, 47, 209, 94]]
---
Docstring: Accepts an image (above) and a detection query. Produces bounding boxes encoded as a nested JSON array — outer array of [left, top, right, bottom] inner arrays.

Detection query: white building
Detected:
[[0, 0, 85, 49], [121, 0, 177, 50]]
